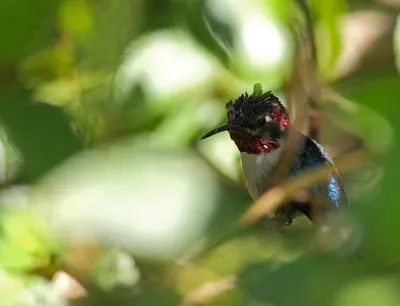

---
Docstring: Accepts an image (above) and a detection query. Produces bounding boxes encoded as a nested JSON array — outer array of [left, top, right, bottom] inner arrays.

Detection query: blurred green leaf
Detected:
[[18, 39, 76, 88], [58, 0, 93, 41], [33, 71, 110, 107], [147, 98, 224, 149], [333, 277, 400, 306], [0, 0, 61, 61], [0, 186, 30, 210], [307, 0, 348, 79], [33, 138, 219, 261], [228, 0, 294, 88], [131, 288, 181, 306], [17, 279, 68, 306], [79, 0, 144, 69], [0, 241, 34, 272], [0, 208, 62, 273], [77, 283, 180, 306], [0, 270, 25, 305], [114, 29, 219, 105], [113, 29, 220, 133], [325, 95, 394, 156], [91, 249, 140, 291], [335, 68, 400, 262], [183, 0, 232, 67], [0, 124, 23, 184], [198, 131, 241, 182], [238, 256, 366, 306], [185, 0, 294, 89], [0, 89, 82, 181]]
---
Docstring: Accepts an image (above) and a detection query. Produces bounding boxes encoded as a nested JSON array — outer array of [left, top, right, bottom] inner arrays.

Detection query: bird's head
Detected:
[[201, 84, 289, 154]]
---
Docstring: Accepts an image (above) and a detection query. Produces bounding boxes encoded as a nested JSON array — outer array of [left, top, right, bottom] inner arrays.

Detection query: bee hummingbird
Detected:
[[201, 85, 348, 227]]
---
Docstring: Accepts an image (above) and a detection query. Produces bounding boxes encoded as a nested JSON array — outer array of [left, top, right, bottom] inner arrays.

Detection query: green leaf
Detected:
[[238, 256, 364, 306], [0, 124, 23, 184], [306, 0, 348, 78], [58, 0, 93, 41], [79, 0, 144, 69], [33, 138, 220, 261], [91, 249, 140, 291], [0, 208, 62, 272], [0, 240, 35, 271], [335, 68, 400, 262], [333, 277, 400, 306], [182, 0, 232, 67], [17, 279, 68, 306], [0, 270, 26, 305], [0, 89, 82, 181], [0, 0, 61, 61], [82, 285, 181, 306], [113, 29, 220, 133], [184, 0, 295, 89]]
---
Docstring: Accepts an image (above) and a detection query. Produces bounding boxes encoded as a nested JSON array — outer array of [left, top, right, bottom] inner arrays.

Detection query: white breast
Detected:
[[240, 142, 284, 200]]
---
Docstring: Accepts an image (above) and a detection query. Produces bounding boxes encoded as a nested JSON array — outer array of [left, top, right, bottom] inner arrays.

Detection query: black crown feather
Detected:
[[226, 84, 283, 123]]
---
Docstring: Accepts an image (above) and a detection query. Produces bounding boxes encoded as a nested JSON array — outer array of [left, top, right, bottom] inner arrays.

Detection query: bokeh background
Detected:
[[0, 0, 400, 305]]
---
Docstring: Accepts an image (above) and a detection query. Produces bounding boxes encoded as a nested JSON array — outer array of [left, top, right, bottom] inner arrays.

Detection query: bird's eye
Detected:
[[248, 117, 266, 129], [256, 117, 266, 127]]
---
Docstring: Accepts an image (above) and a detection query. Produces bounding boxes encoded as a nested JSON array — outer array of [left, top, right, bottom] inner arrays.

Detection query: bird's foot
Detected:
[[272, 211, 293, 233]]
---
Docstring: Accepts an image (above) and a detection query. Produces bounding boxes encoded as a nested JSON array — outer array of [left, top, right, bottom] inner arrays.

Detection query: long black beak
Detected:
[[200, 123, 238, 140]]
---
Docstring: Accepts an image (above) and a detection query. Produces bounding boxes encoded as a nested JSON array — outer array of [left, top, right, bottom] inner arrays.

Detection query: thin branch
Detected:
[[268, 35, 309, 189], [182, 275, 237, 306], [240, 149, 371, 225], [269, 0, 322, 188], [52, 271, 88, 301], [295, 0, 327, 142], [295, 0, 317, 67]]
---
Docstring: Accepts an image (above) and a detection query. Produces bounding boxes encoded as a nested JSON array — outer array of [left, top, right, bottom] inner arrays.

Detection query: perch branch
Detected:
[[182, 275, 237, 306], [240, 149, 370, 225]]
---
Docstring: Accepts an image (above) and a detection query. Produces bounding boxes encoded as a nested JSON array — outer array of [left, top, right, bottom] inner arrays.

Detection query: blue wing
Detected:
[[288, 135, 348, 217]]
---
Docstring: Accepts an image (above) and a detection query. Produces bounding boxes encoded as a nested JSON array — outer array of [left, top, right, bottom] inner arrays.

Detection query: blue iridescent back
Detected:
[[288, 136, 348, 216]]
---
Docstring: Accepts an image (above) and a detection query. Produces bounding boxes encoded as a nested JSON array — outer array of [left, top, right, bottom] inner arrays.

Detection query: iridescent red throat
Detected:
[[232, 137, 281, 154], [229, 107, 289, 155]]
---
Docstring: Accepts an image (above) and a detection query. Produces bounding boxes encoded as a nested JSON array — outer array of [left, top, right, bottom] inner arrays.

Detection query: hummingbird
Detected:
[[201, 84, 348, 227]]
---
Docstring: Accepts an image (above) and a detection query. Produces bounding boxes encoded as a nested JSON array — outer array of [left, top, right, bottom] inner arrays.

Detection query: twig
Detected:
[[270, 0, 322, 188], [269, 37, 309, 188], [181, 275, 237, 306], [52, 271, 88, 301], [240, 149, 371, 225], [295, 0, 317, 66], [295, 0, 327, 142]]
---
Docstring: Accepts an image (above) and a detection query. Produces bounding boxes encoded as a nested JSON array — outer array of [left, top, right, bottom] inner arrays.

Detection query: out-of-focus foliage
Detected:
[[308, 0, 348, 79], [0, 207, 61, 272], [33, 139, 219, 261], [91, 248, 140, 291], [0, 0, 399, 305]]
